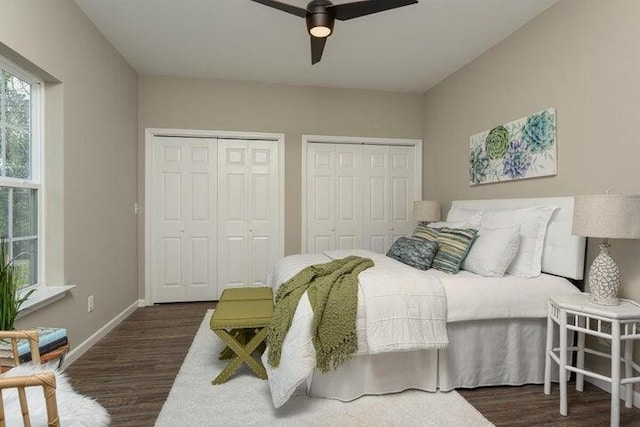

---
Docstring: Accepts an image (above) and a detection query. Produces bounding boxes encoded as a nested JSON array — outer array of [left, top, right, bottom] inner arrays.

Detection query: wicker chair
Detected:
[[0, 330, 60, 427]]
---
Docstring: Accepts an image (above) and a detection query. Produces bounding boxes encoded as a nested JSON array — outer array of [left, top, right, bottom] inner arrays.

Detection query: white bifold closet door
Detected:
[[362, 145, 415, 254], [306, 143, 362, 253], [151, 136, 280, 303], [217, 139, 280, 297], [152, 137, 218, 303], [306, 142, 416, 255]]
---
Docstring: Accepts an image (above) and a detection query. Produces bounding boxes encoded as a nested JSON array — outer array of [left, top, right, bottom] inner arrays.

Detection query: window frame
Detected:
[[0, 55, 45, 289]]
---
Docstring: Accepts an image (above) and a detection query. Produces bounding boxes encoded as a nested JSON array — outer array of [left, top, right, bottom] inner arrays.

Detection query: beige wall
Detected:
[[138, 75, 423, 297], [423, 0, 640, 381], [1, 1, 138, 346]]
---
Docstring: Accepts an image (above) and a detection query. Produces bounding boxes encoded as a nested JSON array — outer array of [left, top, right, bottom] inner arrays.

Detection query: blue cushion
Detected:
[[386, 237, 438, 270]]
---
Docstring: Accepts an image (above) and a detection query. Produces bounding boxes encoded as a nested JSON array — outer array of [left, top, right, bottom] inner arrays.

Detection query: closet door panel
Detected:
[[248, 142, 280, 286], [334, 145, 362, 250], [218, 140, 250, 295], [307, 144, 335, 253], [152, 137, 217, 303], [389, 146, 415, 243], [182, 141, 218, 301], [362, 145, 390, 253]]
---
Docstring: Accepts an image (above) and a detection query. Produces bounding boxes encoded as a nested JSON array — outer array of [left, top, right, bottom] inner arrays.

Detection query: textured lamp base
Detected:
[[588, 242, 620, 306]]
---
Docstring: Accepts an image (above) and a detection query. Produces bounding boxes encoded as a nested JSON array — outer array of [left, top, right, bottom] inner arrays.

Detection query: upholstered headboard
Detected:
[[450, 197, 586, 280]]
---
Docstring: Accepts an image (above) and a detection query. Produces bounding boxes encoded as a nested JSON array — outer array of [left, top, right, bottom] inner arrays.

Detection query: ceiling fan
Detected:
[[250, 0, 419, 64]]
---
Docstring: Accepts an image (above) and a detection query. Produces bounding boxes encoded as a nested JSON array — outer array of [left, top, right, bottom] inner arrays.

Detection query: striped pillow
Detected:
[[412, 221, 440, 243], [431, 227, 479, 274]]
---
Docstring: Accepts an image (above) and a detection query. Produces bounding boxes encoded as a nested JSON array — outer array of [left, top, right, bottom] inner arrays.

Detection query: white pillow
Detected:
[[446, 207, 483, 228], [481, 206, 557, 277], [462, 225, 521, 277], [427, 220, 470, 229]]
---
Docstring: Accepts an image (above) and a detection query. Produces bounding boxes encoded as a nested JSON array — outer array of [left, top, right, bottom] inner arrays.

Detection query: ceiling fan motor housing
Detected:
[[306, 0, 335, 37]]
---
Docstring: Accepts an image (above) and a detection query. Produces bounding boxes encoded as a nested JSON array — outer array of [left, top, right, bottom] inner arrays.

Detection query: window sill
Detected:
[[16, 285, 76, 319]]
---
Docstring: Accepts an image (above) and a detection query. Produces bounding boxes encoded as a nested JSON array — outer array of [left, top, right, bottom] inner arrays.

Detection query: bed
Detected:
[[263, 197, 586, 408]]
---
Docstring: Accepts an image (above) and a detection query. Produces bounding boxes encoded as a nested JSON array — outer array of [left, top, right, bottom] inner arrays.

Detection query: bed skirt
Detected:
[[305, 318, 561, 401]]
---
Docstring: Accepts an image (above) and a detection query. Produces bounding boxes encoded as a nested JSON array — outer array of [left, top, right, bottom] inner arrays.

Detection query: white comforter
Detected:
[[263, 249, 448, 408]]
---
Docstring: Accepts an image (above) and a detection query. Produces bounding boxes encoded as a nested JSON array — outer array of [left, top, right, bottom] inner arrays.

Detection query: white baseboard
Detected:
[[586, 377, 640, 409], [62, 300, 139, 368], [138, 299, 147, 308]]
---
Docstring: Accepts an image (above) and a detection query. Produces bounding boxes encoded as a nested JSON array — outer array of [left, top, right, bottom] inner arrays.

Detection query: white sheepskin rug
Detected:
[[1, 363, 110, 427]]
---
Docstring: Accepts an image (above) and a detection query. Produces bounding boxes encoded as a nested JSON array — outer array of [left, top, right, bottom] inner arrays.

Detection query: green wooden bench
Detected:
[[210, 287, 273, 385]]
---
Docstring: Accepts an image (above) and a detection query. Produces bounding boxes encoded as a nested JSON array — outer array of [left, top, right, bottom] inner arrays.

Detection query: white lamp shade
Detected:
[[572, 194, 640, 239], [413, 200, 441, 222]]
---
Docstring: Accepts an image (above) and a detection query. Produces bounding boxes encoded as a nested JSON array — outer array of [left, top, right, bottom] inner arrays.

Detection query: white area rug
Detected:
[[2, 363, 110, 426], [156, 310, 494, 427]]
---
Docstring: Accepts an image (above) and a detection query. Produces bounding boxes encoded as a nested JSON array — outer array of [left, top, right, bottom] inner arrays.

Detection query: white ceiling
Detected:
[[73, 0, 558, 93]]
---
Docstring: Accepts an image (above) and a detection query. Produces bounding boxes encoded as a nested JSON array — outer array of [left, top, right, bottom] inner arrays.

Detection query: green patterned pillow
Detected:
[[432, 227, 479, 274], [412, 221, 439, 243]]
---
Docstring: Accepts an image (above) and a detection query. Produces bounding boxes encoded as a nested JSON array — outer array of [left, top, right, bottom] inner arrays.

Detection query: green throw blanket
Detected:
[[267, 256, 374, 372]]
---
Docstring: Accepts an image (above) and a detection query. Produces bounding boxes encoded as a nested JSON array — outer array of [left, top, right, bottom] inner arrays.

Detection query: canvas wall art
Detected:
[[469, 108, 557, 186]]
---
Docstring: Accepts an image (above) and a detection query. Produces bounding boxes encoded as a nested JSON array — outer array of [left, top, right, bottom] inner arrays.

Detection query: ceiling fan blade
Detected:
[[329, 0, 418, 21], [249, 0, 307, 18], [310, 36, 327, 64]]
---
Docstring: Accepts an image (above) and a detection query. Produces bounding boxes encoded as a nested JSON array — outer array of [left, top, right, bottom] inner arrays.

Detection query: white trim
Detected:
[[303, 134, 420, 146], [0, 179, 40, 189], [0, 55, 45, 287], [147, 127, 283, 141], [144, 128, 286, 305], [16, 285, 75, 319], [61, 299, 139, 369], [301, 134, 423, 253], [586, 377, 640, 409]]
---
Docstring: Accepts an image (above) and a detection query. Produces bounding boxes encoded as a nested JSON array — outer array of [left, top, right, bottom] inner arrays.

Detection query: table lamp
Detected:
[[572, 194, 640, 305], [413, 200, 441, 223]]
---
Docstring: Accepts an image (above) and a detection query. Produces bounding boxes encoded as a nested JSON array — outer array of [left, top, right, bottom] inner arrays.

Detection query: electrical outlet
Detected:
[[134, 202, 139, 215], [88, 295, 95, 313]]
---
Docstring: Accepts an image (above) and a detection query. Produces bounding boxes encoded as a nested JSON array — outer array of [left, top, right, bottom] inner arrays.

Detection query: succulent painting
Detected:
[[469, 145, 490, 184], [502, 140, 532, 179], [522, 110, 555, 153], [469, 108, 556, 185], [484, 126, 509, 160]]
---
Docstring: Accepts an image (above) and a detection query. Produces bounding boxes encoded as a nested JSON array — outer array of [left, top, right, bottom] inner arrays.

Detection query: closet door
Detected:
[[362, 145, 416, 253], [306, 143, 362, 253], [306, 143, 335, 253], [306, 140, 419, 255], [389, 146, 416, 243], [334, 144, 362, 250], [217, 139, 279, 296], [362, 145, 390, 253], [151, 137, 218, 303]]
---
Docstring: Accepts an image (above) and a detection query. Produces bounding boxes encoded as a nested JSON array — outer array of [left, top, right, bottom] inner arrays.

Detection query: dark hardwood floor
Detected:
[[64, 301, 214, 427], [65, 303, 640, 426], [460, 384, 640, 426]]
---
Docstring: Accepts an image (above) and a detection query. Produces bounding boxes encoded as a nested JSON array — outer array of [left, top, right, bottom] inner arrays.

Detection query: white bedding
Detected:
[[263, 249, 580, 408], [433, 269, 579, 322], [264, 249, 448, 407]]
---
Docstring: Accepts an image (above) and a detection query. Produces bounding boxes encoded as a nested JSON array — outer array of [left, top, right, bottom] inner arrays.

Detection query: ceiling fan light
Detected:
[[306, 9, 334, 39], [309, 25, 331, 38]]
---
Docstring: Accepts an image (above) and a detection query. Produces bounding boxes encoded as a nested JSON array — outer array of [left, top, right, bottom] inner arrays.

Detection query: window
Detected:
[[0, 57, 42, 288]]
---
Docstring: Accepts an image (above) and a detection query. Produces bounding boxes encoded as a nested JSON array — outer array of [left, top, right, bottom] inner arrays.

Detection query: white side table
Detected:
[[544, 293, 640, 427]]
